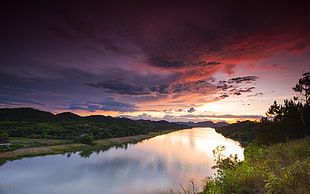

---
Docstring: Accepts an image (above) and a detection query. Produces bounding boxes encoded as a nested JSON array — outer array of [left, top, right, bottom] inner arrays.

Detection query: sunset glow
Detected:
[[1, 1, 310, 122]]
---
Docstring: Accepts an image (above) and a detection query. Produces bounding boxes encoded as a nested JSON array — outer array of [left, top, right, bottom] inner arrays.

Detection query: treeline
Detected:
[[255, 99, 309, 144], [0, 108, 190, 142], [216, 100, 309, 146], [217, 72, 309, 145], [215, 120, 257, 146]]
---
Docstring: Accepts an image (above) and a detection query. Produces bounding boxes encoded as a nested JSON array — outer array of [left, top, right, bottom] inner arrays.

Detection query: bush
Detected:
[[203, 137, 310, 194], [265, 159, 310, 193], [0, 132, 9, 141]]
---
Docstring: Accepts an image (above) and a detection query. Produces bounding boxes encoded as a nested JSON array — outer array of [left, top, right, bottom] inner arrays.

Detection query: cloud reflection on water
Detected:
[[0, 128, 243, 194]]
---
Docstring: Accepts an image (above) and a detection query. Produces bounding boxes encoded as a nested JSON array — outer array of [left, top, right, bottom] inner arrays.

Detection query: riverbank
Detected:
[[0, 130, 174, 164]]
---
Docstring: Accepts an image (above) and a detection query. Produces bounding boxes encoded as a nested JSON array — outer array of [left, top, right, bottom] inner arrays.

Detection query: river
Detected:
[[0, 127, 243, 194]]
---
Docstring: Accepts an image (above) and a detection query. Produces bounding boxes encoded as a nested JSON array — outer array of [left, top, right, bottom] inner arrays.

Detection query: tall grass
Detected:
[[203, 137, 310, 194]]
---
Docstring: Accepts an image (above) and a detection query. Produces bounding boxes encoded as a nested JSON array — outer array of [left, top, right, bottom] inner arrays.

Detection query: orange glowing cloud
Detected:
[[1, 0, 310, 121]]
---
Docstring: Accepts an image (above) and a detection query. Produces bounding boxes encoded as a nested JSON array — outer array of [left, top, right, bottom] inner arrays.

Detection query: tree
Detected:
[[292, 71, 310, 135], [255, 72, 310, 144], [0, 132, 9, 141], [79, 134, 94, 144], [293, 71, 310, 104]]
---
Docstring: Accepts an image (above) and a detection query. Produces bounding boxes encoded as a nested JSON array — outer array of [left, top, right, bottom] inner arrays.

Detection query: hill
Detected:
[[0, 108, 190, 141], [55, 112, 82, 121], [0, 108, 55, 122]]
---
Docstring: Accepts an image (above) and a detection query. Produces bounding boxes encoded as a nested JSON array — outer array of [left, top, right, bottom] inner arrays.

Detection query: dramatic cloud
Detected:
[[220, 94, 229, 98], [247, 63, 285, 71], [0, 97, 45, 106], [187, 108, 196, 113], [247, 93, 264, 97], [86, 80, 151, 96], [124, 113, 263, 122], [216, 76, 259, 97], [148, 56, 185, 69], [123, 1, 310, 71], [100, 100, 138, 112], [87, 77, 219, 96], [181, 114, 262, 119], [1, 1, 309, 121], [68, 98, 137, 112], [229, 76, 258, 84]]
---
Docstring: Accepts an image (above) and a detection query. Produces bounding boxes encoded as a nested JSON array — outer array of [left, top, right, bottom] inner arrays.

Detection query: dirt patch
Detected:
[[0, 144, 89, 158], [0, 147, 53, 158], [95, 134, 153, 145]]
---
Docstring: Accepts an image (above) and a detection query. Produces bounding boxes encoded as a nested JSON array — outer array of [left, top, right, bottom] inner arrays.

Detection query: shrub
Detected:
[[203, 137, 310, 194]]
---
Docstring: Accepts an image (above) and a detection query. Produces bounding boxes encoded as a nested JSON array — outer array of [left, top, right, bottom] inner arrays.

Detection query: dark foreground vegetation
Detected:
[[0, 108, 189, 151], [201, 72, 310, 194]]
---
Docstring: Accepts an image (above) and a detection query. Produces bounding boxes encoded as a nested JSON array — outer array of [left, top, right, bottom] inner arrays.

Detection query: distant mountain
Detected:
[[175, 121, 229, 128], [137, 119, 190, 130]]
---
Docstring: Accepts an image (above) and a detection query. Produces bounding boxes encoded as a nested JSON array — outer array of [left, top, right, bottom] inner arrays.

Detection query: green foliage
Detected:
[[203, 137, 310, 194], [256, 72, 310, 145], [265, 159, 310, 194], [77, 134, 94, 145], [0, 132, 9, 141], [217, 72, 310, 146], [212, 146, 240, 172], [255, 99, 308, 144], [24, 142, 49, 147], [206, 146, 263, 194], [254, 118, 285, 145], [202, 72, 310, 194], [0, 108, 189, 146], [0, 108, 55, 122], [215, 120, 257, 146]]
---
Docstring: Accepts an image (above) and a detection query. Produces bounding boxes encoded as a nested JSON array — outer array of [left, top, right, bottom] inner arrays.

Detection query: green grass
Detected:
[[0, 140, 72, 154], [202, 136, 310, 194], [9, 137, 45, 141]]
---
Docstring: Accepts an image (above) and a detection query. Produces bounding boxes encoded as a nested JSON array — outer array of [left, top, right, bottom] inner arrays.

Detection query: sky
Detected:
[[1, 0, 310, 123]]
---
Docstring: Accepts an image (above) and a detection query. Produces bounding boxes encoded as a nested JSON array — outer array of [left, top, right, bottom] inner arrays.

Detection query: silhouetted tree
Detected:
[[255, 72, 309, 144], [292, 71, 310, 135], [293, 71, 310, 104], [265, 100, 304, 139]]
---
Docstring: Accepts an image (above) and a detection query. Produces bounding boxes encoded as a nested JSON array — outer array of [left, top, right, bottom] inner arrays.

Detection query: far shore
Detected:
[[0, 130, 175, 160]]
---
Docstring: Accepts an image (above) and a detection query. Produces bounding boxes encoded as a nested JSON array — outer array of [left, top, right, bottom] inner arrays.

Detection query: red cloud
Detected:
[[247, 63, 285, 71]]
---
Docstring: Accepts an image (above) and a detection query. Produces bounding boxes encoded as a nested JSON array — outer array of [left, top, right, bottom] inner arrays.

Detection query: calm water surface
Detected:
[[0, 128, 243, 194]]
